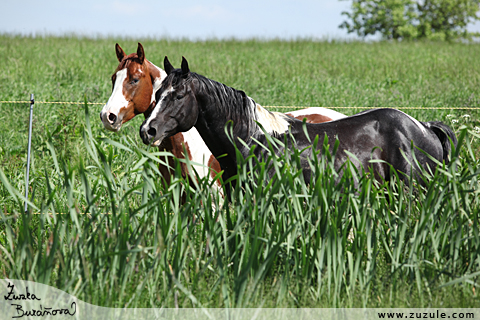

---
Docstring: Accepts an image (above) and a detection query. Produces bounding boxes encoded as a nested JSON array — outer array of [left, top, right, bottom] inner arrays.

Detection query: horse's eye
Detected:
[[130, 79, 139, 85], [176, 94, 184, 100]]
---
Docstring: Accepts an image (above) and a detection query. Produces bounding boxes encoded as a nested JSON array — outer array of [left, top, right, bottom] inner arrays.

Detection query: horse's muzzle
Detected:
[[100, 109, 122, 132], [140, 122, 161, 146]]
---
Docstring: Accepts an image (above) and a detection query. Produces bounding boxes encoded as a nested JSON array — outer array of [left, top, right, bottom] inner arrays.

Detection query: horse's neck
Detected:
[[194, 87, 291, 179], [192, 90, 249, 177], [146, 60, 167, 105]]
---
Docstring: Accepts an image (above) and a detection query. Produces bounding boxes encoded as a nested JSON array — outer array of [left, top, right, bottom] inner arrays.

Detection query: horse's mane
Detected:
[[191, 72, 257, 136], [156, 69, 291, 139]]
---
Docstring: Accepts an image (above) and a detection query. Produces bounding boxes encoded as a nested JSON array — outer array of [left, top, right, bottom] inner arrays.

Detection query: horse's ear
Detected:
[[164, 56, 175, 75], [181, 56, 190, 76], [137, 42, 145, 64], [115, 43, 126, 62]]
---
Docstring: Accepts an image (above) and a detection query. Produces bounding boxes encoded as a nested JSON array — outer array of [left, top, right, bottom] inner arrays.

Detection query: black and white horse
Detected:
[[140, 57, 457, 196]]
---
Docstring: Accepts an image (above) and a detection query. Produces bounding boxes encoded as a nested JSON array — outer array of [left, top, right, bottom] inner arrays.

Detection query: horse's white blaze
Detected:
[[144, 85, 174, 140], [253, 100, 290, 135], [101, 68, 128, 130], [287, 107, 346, 121]]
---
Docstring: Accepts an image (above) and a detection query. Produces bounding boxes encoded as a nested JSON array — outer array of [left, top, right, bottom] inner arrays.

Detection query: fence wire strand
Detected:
[[1, 100, 479, 110], [0, 101, 104, 105]]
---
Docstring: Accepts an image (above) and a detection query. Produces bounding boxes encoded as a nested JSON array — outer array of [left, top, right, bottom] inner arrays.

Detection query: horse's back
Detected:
[[292, 108, 449, 182], [352, 108, 447, 163]]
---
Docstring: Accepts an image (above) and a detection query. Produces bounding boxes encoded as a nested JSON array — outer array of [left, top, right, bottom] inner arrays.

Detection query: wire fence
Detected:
[[5, 96, 477, 213], [1, 100, 480, 110], [0, 100, 104, 105]]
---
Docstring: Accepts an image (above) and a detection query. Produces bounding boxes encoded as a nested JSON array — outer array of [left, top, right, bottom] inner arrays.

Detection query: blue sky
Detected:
[[1, 1, 479, 40]]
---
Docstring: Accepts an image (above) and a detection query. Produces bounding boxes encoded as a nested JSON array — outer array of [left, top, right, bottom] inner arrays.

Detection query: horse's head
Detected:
[[140, 56, 199, 146], [100, 43, 158, 131]]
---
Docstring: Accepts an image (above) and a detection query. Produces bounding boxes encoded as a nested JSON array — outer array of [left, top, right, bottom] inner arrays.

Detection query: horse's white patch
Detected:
[[252, 99, 290, 135], [180, 128, 224, 196], [398, 110, 427, 135], [182, 127, 214, 179], [143, 85, 174, 130], [287, 107, 346, 121], [101, 68, 128, 130]]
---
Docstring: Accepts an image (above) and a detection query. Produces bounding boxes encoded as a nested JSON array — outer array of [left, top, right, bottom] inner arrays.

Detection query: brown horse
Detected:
[[101, 43, 347, 191]]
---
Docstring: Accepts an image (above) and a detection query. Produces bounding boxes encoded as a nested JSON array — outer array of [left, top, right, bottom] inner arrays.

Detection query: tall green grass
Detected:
[[0, 35, 479, 307], [1, 103, 479, 307]]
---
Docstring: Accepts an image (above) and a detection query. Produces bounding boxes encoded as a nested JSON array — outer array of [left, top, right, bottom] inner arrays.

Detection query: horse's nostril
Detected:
[[147, 127, 156, 138], [108, 113, 117, 123]]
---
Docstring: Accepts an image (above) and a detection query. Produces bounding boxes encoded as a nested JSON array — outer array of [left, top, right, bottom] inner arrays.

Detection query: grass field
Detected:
[[0, 35, 479, 308]]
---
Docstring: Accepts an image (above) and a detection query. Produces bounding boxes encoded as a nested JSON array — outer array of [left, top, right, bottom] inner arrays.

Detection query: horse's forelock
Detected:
[[116, 53, 146, 73]]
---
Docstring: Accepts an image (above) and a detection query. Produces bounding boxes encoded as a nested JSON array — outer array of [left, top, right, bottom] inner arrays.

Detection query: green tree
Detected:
[[340, 0, 480, 40]]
